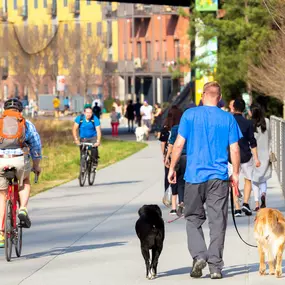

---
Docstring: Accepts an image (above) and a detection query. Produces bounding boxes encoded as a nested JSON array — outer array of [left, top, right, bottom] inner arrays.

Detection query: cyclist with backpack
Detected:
[[73, 104, 101, 166], [0, 98, 42, 247]]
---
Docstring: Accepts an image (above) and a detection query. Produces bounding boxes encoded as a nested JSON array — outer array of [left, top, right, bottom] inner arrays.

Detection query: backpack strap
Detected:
[[90, 115, 96, 129], [78, 114, 85, 128]]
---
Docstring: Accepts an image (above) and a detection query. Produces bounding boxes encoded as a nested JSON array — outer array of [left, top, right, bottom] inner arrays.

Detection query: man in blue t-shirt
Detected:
[[168, 82, 242, 279], [73, 104, 101, 164]]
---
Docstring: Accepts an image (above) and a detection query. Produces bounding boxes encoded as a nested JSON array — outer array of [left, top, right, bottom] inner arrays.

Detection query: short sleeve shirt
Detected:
[[178, 106, 242, 184], [75, 115, 100, 139]]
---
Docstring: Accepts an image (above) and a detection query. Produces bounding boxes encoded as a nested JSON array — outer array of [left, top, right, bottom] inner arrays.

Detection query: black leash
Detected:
[[230, 186, 257, 248]]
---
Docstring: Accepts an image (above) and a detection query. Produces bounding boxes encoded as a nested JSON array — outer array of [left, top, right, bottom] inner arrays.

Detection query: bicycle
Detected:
[[2, 166, 38, 262], [78, 142, 97, 187]]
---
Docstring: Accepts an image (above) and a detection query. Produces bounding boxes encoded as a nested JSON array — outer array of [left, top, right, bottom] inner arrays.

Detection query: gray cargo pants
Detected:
[[184, 179, 229, 273]]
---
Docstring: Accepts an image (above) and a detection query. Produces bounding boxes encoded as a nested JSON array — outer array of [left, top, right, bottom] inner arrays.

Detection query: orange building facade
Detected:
[[117, 4, 190, 105]]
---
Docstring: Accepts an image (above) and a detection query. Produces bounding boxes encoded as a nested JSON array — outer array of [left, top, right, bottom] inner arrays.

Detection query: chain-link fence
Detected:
[[270, 116, 285, 196]]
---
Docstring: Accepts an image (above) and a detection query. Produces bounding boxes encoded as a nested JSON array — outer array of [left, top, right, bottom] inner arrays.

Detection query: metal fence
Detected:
[[270, 115, 285, 195]]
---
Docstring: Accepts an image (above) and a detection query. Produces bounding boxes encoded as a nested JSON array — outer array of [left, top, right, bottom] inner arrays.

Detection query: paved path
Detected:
[[0, 140, 285, 285]]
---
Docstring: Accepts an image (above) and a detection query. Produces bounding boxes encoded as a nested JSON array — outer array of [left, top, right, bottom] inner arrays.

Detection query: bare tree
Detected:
[[69, 25, 104, 103], [248, 1, 285, 105]]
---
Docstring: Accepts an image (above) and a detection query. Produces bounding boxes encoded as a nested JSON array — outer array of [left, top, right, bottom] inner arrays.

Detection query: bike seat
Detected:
[[3, 166, 17, 181]]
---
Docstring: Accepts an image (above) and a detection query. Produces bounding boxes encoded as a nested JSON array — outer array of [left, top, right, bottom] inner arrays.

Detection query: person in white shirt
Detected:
[[140, 100, 153, 140]]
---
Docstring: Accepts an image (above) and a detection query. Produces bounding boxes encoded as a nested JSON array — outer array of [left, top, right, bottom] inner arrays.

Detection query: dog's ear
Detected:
[[138, 205, 146, 216], [154, 205, 162, 217]]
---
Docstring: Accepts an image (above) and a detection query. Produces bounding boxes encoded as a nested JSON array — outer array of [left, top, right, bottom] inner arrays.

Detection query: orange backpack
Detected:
[[0, 110, 26, 149]]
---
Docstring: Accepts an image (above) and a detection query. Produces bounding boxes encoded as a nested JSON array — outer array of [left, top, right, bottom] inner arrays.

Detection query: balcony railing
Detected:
[[18, 5, 28, 19], [1, 66, 8, 80], [104, 61, 118, 73], [47, 1, 57, 17], [69, 1, 80, 16], [103, 5, 117, 19], [0, 10, 8, 21]]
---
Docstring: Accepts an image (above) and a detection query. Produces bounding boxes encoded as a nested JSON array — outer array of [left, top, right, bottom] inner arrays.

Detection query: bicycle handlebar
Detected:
[[79, 142, 94, 146]]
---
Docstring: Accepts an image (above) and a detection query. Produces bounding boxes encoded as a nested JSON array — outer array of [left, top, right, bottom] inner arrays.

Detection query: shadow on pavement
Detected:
[[22, 241, 128, 260], [81, 180, 142, 187], [159, 262, 285, 279]]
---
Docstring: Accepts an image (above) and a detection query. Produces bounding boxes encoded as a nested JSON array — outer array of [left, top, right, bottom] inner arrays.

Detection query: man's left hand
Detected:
[[168, 168, 177, 184]]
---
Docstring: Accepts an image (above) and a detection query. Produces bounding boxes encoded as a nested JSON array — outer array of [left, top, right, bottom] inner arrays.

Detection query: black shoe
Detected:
[[210, 271, 223, 279], [190, 258, 207, 278], [234, 209, 242, 217], [18, 208, 31, 228], [260, 195, 266, 208], [169, 209, 177, 216], [242, 203, 252, 216]]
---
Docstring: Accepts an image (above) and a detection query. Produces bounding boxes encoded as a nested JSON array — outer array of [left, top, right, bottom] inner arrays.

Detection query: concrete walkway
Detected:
[[0, 140, 284, 285]]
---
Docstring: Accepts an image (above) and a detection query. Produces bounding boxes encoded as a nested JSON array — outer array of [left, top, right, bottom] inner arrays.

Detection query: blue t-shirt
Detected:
[[169, 125, 187, 154], [74, 115, 100, 139], [178, 106, 242, 184]]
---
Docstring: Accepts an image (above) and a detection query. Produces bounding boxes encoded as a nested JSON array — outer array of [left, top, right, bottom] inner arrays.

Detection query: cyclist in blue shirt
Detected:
[[73, 104, 101, 165]]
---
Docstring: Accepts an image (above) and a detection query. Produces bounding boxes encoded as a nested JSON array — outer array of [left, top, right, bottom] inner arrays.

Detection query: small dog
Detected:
[[254, 208, 285, 277], [135, 204, 165, 279], [135, 125, 149, 142]]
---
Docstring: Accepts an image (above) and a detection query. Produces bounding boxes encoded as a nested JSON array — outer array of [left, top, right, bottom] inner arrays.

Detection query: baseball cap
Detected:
[[84, 104, 92, 110]]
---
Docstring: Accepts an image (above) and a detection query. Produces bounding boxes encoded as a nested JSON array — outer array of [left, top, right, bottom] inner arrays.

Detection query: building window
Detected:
[[87, 0, 91, 5], [146, 41, 151, 62], [123, 43, 127, 60], [64, 0, 68, 7], [174, 39, 180, 59], [43, 0, 47, 8], [34, 0, 38, 9], [155, 41, 159, 60], [97, 22, 102, 36], [14, 0, 17, 10], [87, 54, 92, 69], [14, 85, 19, 98], [137, 42, 142, 59], [87, 23, 92, 37], [44, 84, 49, 94], [163, 40, 167, 61]]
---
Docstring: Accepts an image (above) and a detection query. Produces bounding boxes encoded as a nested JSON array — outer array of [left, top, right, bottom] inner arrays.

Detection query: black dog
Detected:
[[135, 204, 165, 279]]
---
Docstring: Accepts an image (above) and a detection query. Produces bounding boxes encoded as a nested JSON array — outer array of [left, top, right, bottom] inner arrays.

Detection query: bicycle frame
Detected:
[[1, 180, 19, 234]]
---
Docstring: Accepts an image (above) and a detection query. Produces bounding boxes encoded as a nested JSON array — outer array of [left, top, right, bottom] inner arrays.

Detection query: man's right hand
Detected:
[[230, 173, 239, 196], [74, 139, 80, 145]]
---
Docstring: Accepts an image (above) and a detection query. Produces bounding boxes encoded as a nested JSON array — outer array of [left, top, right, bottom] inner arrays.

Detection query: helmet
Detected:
[[4, 98, 23, 112]]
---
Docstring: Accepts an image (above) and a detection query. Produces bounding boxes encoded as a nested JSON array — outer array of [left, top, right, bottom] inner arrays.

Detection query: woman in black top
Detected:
[[126, 100, 135, 132]]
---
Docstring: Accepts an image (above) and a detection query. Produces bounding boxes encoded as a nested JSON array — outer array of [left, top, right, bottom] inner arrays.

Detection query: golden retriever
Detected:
[[254, 208, 285, 277]]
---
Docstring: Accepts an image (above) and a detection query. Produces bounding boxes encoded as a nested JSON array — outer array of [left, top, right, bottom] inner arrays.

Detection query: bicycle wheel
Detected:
[[15, 208, 22, 257], [4, 200, 13, 262], [79, 156, 88, 187], [88, 160, 96, 186]]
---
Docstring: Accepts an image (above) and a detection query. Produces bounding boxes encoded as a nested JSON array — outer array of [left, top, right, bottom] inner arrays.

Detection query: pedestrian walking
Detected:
[[168, 81, 242, 279], [250, 103, 272, 210], [231, 99, 261, 217], [53, 95, 60, 118], [140, 100, 153, 140], [134, 98, 142, 127], [164, 106, 186, 216], [93, 102, 102, 119], [153, 103, 162, 138], [110, 107, 119, 138], [126, 100, 135, 132]]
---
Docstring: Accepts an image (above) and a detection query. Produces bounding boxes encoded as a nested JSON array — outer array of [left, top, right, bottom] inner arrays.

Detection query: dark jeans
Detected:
[[80, 138, 99, 163], [136, 115, 142, 127], [184, 179, 229, 273], [171, 155, 186, 203], [128, 119, 134, 131]]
